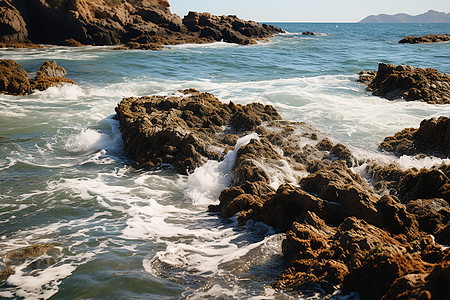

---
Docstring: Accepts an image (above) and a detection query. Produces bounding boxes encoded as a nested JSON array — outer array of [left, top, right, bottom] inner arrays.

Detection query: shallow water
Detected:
[[0, 23, 449, 299]]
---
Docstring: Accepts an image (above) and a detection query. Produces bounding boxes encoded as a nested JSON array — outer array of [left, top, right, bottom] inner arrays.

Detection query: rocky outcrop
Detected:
[[115, 89, 281, 174], [0, 0, 284, 48], [380, 116, 450, 158], [399, 34, 450, 44], [0, 0, 28, 42], [0, 59, 76, 95], [115, 89, 449, 299], [358, 63, 450, 104]]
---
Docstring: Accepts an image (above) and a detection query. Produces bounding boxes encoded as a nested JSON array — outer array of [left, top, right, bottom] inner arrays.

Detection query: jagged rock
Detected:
[[31, 60, 77, 91], [0, 59, 32, 95], [407, 198, 450, 245], [275, 214, 442, 299], [399, 34, 450, 44], [398, 165, 450, 203], [0, 0, 284, 48], [358, 63, 450, 104], [380, 116, 450, 158], [115, 89, 281, 174], [0, 0, 28, 42], [302, 31, 315, 36], [0, 59, 76, 95]]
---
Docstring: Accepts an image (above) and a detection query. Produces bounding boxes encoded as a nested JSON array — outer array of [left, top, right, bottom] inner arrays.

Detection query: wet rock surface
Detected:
[[399, 34, 450, 44], [116, 89, 449, 299], [0, 0, 284, 48], [380, 116, 450, 158], [1, 243, 55, 282], [115, 89, 281, 174], [0, 59, 76, 95], [358, 63, 450, 104]]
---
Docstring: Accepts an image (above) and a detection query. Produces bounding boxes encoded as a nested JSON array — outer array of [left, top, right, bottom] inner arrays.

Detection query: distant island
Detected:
[[360, 10, 450, 23]]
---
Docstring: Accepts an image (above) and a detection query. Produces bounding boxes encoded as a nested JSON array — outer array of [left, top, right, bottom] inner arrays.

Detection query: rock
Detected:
[[4, 243, 54, 260], [111, 41, 163, 50], [0, 0, 29, 42], [0, 59, 32, 95], [399, 34, 450, 44], [407, 198, 450, 245], [31, 61, 77, 91], [380, 116, 450, 158], [0, 0, 284, 48], [0, 59, 76, 95], [302, 31, 315, 36], [358, 63, 450, 104], [398, 164, 450, 204], [115, 89, 281, 174], [63, 38, 84, 47], [0, 267, 14, 282], [0, 41, 42, 48]]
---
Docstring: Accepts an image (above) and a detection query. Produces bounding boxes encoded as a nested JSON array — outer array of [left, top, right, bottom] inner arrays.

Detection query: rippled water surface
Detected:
[[0, 23, 450, 299]]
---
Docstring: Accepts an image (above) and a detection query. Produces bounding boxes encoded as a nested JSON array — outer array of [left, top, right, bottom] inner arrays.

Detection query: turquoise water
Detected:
[[0, 23, 450, 299]]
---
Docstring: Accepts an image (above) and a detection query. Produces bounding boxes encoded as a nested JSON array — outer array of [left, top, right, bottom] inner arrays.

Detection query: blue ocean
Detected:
[[0, 23, 449, 299]]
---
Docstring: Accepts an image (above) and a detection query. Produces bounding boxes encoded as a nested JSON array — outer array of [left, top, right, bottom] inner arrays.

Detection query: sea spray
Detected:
[[183, 133, 259, 206]]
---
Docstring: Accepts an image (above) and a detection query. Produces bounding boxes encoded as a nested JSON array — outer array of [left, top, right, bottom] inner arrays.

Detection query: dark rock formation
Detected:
[[115, 89, 449, 299], [0, 59, 32, 95], [301, 31, 315, 36], [0, 59, 76, 95], [0, 0, 284, 48], [115, 89, 281, 174], [400, 34, 450, 44], [380, 116, 450, 158], [358, 63, 450, 104]]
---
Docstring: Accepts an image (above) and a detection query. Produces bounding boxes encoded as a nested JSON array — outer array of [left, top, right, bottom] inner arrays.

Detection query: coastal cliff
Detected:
[[0, 0, 284, 47]]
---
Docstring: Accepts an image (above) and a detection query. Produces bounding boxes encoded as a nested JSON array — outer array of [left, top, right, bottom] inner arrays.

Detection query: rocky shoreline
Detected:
[[115, 88, 449, 299], [0, 0, 284, 49]]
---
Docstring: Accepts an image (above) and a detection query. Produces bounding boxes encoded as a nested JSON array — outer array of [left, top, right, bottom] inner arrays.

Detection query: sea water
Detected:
[[0, 23, 449, 299]]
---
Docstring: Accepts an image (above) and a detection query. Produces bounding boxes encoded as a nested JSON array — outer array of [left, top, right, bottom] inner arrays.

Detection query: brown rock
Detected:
[[0, 0, 284, 48], [0, 267, 14, 282], [380, 116, 450, 158], [0, 0, 28, 42], [4, 243, 54, 260], [399, 34, 450, 44], [398, 164, 450, 203], [0, 59, 31, 95], [358, 63, 450, 104], [115, 89, 281, 174], [31, 61, 77, 91], [407, 198, 450, 244]]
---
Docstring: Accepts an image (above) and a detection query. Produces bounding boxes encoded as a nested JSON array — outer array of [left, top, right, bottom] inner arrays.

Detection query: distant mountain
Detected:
[[360, 10, 450, 23]]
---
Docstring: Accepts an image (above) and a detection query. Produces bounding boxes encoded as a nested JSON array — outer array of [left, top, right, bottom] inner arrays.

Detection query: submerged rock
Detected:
[[3, 243, 54, 260], [399, 34, 450, 44], [358, 63, 450, 104], [0, 0, 284, 48]]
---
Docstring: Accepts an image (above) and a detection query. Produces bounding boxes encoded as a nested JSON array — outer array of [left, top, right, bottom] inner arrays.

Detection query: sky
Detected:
[[169, 0, 450, 22]]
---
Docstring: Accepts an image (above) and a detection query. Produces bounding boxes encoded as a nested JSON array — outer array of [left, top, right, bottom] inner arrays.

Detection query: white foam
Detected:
[[183, 133, 259, 206]]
